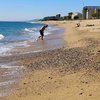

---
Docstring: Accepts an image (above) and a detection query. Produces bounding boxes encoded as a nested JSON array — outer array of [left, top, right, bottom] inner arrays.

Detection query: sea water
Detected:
[[0, 21, 61, 56]]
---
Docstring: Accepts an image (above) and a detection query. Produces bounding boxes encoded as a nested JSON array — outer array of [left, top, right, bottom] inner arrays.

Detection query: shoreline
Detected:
[[1, 20, 100, 100], [0, 25, 64, 57]]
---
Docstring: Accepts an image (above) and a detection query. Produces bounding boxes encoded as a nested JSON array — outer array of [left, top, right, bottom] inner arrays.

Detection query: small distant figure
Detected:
[[38, 25, 48, 40], [76, 23, 80, 27]]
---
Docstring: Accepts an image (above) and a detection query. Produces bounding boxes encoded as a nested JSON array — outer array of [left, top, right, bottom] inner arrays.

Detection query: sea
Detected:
[[0, 21, 61, 56]]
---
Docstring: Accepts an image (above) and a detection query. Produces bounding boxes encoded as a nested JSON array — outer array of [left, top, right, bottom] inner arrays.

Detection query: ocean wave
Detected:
[[24, 28, 34, 33], [0, 34, 4, 40], [30, 21, 41, 23], [44, 32, 52, 36], [47, 27, 60, 31]]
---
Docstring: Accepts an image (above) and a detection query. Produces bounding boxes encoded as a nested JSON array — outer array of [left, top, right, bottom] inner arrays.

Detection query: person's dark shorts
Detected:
[[40, 30, 44, 37]]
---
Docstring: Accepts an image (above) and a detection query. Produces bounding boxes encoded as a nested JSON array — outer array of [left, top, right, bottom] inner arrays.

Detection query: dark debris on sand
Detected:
[[20, 38, 100, 73]]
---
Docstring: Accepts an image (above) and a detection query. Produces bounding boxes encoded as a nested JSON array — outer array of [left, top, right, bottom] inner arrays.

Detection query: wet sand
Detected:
[[1, 20, 100, 100]]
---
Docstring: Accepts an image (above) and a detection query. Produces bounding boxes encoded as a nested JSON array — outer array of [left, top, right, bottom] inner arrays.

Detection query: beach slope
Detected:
[[3, 20, 100, 100]]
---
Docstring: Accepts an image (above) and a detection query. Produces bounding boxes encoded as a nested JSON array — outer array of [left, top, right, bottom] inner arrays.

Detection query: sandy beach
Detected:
[[1, 20, 100, 100]]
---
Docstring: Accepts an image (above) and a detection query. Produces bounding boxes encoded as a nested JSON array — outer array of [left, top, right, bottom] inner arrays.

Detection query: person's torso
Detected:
[[40, 26, 45, 32]]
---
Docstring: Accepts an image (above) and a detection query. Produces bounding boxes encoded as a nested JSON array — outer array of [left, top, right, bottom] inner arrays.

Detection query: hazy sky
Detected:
[[0, 0, 100, 21]]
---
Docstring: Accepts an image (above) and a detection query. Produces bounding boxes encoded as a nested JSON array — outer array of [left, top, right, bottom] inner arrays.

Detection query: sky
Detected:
[[0, 0, 100, 21]]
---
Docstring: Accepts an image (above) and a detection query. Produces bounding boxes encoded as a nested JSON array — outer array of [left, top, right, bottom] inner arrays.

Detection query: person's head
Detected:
[[45, 25, 48, 28]]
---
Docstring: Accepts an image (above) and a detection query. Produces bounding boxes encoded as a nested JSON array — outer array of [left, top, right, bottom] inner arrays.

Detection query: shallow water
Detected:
[[0, 21, 63, 56], [0, 65, 24, 97]]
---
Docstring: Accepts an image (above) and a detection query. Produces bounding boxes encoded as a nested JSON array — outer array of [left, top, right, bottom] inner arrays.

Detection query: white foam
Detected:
[[47, 27, 60, 31], [25, 28, 34, 32], [0, 34, 4, 40], [30, 21, 41, 23], [0, 80, 16, 86], [44, 26, 60, 36], [0, 65, 24, 69], [30, 27, 38, 31], [45, 32, 52, 35], [0, 47, 11, 55]]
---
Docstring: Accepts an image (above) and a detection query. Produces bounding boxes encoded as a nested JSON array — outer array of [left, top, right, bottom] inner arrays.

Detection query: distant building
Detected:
[[56, 14, 61, 18], [43, 16, 57, 21], [42, 14, 63, 21], [68, 12, 82, 20], [83, 6, 100, 19]]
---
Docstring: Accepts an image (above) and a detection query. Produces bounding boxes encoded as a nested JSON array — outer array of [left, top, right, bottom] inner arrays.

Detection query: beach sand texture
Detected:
[[2, 20, 100, 100]]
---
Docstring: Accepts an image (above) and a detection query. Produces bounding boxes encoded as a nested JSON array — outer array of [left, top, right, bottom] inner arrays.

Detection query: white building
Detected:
[[68, 12, 82, 20]]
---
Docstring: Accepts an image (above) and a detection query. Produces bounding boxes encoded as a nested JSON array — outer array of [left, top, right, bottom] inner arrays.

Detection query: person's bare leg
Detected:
[[41, 36, 43, 40]]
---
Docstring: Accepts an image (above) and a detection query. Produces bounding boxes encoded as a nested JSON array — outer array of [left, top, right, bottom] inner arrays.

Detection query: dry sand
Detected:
[[2, 20, 100, 100]]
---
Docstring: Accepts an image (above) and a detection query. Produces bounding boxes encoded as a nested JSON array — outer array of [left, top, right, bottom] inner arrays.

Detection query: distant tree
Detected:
[[84, 7, 88, 11], [68, 12, 73, 16], [83, 7, 88, 19], [97, 9, 100, 19], [68, 12, 73, 20]]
